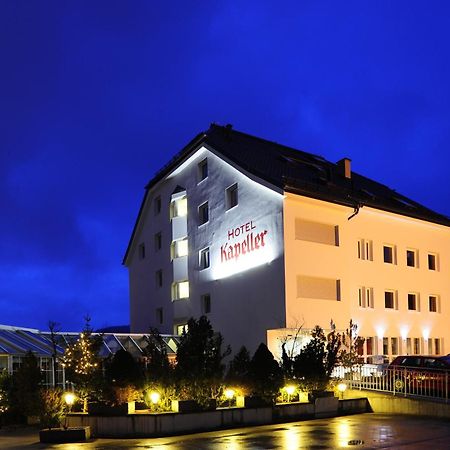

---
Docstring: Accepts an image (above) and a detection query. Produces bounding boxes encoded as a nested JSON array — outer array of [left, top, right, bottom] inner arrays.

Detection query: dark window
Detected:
[[406, 250, 416, 267], [156, 308, 163, 325], [226, 184, 238, 210], [199, 247, 210, 269], [154, 232, 162, 251], [428, 254, 437, 270], [408, 293, 417, 310], [154, 196, 161, 215], [139, 243, 145, 259], [198, 158, 208, 181], [383, 337, 389, 355], [155, 270, 163, 288], [385, 291, 394, 309], [202, 294, 211, 314], [198, 202, 209, 225], [383, 246, 394, 263], [429, 296, 437, 312]]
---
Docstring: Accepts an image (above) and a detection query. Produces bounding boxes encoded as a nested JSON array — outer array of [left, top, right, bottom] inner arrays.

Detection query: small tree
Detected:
[[143, 328, 172, 382], [339, 319, 365, 370], [226, 346, 251, 394], [248, 343, 282, 404], [61, 316, 103, 411], [39, 388, 65, 429], [48, 321, 61, 388], [175, 316, 230, 407]]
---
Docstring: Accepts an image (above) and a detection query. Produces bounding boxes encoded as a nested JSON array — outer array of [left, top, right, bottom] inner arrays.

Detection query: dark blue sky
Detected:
[[1, 1, 450, 332]]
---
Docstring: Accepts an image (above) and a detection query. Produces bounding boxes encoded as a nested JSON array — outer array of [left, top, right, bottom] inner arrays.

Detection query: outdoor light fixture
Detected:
[[63, 392, 76, 407], [224, 388, 235, 407], [283, 384, 296, 402], [149, 391, 161, 404], [337, 382, 347, 399]]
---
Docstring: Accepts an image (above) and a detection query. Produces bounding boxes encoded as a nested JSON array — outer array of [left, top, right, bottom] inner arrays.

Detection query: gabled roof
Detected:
[[123, 124, 450, 264]]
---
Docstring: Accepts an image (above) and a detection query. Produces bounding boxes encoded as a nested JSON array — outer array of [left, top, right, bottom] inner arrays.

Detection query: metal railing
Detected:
[[333, 364, 449, 402]]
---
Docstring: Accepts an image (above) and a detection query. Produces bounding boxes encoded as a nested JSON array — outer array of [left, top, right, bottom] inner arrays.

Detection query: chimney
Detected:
[[337, 158, 352, 179]]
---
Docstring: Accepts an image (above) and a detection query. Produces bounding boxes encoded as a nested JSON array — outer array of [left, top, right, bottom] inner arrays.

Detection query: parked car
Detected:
[[386, 355, 450, 394]]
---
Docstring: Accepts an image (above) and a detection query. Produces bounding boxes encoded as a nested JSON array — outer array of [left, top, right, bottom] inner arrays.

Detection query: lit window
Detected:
[[198, 202, 209, 225], [406, 249, 418, 268], [154, 232, 162, 251], [428, 253, 437, 271], [155, 270, 163, 288], [383, 245, 395, 264], [201, 294, 211, 314], [226, 183, 238, 210], [384, 291, 396, 309], [429, 295, 439, 312], [198, 158, 208, 182], [154, 196, 161, 215], [171, 239, 188, 259], [199, 247, 210, 270], [139, 243, 146, 259], [171, 196, 187, 218], [408, 293, 419, 311], [156, 308, 163, 325], [172, 281, 189, 300], [406, 338, 412, 354], [413, 338, 420, 355], [357, 239, 373, 261], [176, 323, 188, 335]]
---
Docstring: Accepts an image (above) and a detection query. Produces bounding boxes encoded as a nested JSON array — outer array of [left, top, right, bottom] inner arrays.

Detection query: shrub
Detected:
[[39, 389, 65, 429]]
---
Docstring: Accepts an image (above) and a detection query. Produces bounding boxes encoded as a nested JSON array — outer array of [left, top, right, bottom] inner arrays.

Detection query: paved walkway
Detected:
[[1, 413, 450, 449]]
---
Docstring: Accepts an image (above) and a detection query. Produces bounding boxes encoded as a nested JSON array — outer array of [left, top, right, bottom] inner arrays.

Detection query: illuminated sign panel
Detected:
[[213, 219, 276, 279]]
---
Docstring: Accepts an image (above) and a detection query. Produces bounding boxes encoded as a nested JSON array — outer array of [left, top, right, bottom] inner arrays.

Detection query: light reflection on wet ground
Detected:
[[2, 413, 450, 449]]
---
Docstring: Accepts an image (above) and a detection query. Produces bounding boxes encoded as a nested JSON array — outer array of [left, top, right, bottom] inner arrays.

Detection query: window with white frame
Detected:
[[406, 249, 418, 268], [170, 195, 187, 218], [357, 239, 373, 261], [383, 245, 396, 264], [428, 253, 438, 271], [225, 183, 238, 210], [172, 280, 189, 300], [171, 238, 188, 259], [198, 202, 209, 225], [384, 290, 397, 309], [391, 337, 399, 356], [199, 247, 210, 270], [358, 287, 374, 308], [198, 158, 208, 182], [429, 295, 439, 313], [176, 323, 188, 335], [407, 293, 419, 311]]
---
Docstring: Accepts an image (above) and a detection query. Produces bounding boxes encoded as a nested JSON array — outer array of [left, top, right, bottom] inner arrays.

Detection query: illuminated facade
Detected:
[[124, 124, 450, 360]]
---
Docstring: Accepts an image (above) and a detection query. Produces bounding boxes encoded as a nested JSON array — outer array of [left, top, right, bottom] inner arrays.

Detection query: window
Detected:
[[434, 338, 441, 355], [171, 239, 188, 259], [391, 337, 399, 356], [384, 291, 397, 309], [408, 293, 419, 311], [366, 337, 375, 356], [358, 287, 374, 308], [225, 183, 239, 210], [383, 337, 389, 356], [154, 232, 162, 251], [428, 253, 437, 271], [198, 158, 208, 182], [154, 196, 161, 215], [406, 249, 418, 268], [357, 239, 373, 261], [172, 281, 189, 300], [201, 294, 211, 314], [198, 202, 209, 225], [296, 219, 339, 246], [199, 247, 210, 270], [138, 243, 146, 259], [155, 270, 163, 288], [176, 324, 188, 335], [429, 295, 439, 312], [156, 308, 163, 325], [297, 276, 341, 301], [413, 338, 420, 355], [170, 196, 187, 218], [428, 339, 433, 354], [406, 338, 412, 354], [383, 245, 395, 264]]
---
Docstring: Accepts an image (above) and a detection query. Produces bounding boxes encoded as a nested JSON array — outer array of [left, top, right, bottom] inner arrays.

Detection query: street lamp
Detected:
[[284, 385, 296, 403], [224, 388, 235, 407], [63, 392, 76, 429], [337, 382, 347, 399]]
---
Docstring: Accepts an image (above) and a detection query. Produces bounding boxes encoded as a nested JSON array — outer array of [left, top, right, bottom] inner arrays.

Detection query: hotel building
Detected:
[[124, 124, 450, 362]]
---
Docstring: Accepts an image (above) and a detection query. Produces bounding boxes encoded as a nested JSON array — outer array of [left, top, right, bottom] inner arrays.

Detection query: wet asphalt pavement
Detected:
[[1, 413, 450, 449]]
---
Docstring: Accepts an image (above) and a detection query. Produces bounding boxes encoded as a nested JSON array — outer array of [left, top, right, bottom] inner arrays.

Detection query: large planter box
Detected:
[[171, 399, 217, 413], [243, 396, 273, 408], [39, 426, 91, 443], [88, 401, 135, 416]]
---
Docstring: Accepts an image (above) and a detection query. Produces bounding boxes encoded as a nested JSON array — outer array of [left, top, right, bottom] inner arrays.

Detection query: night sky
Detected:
[[2, 1, 450, 332]]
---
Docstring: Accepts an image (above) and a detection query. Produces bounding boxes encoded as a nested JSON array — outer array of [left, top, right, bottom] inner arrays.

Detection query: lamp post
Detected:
[[337, 382, 347, 399], [224, 388, 235, 408], [63, 392, 76, 429], [284, 385, 296, 403]]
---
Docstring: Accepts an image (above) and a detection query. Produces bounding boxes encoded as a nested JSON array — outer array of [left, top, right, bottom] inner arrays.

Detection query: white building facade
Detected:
[[124, 125, 450, 361]]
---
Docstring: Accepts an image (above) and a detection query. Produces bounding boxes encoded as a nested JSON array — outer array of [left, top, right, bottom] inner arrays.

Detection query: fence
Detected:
[[333, 364, 449, 402]]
